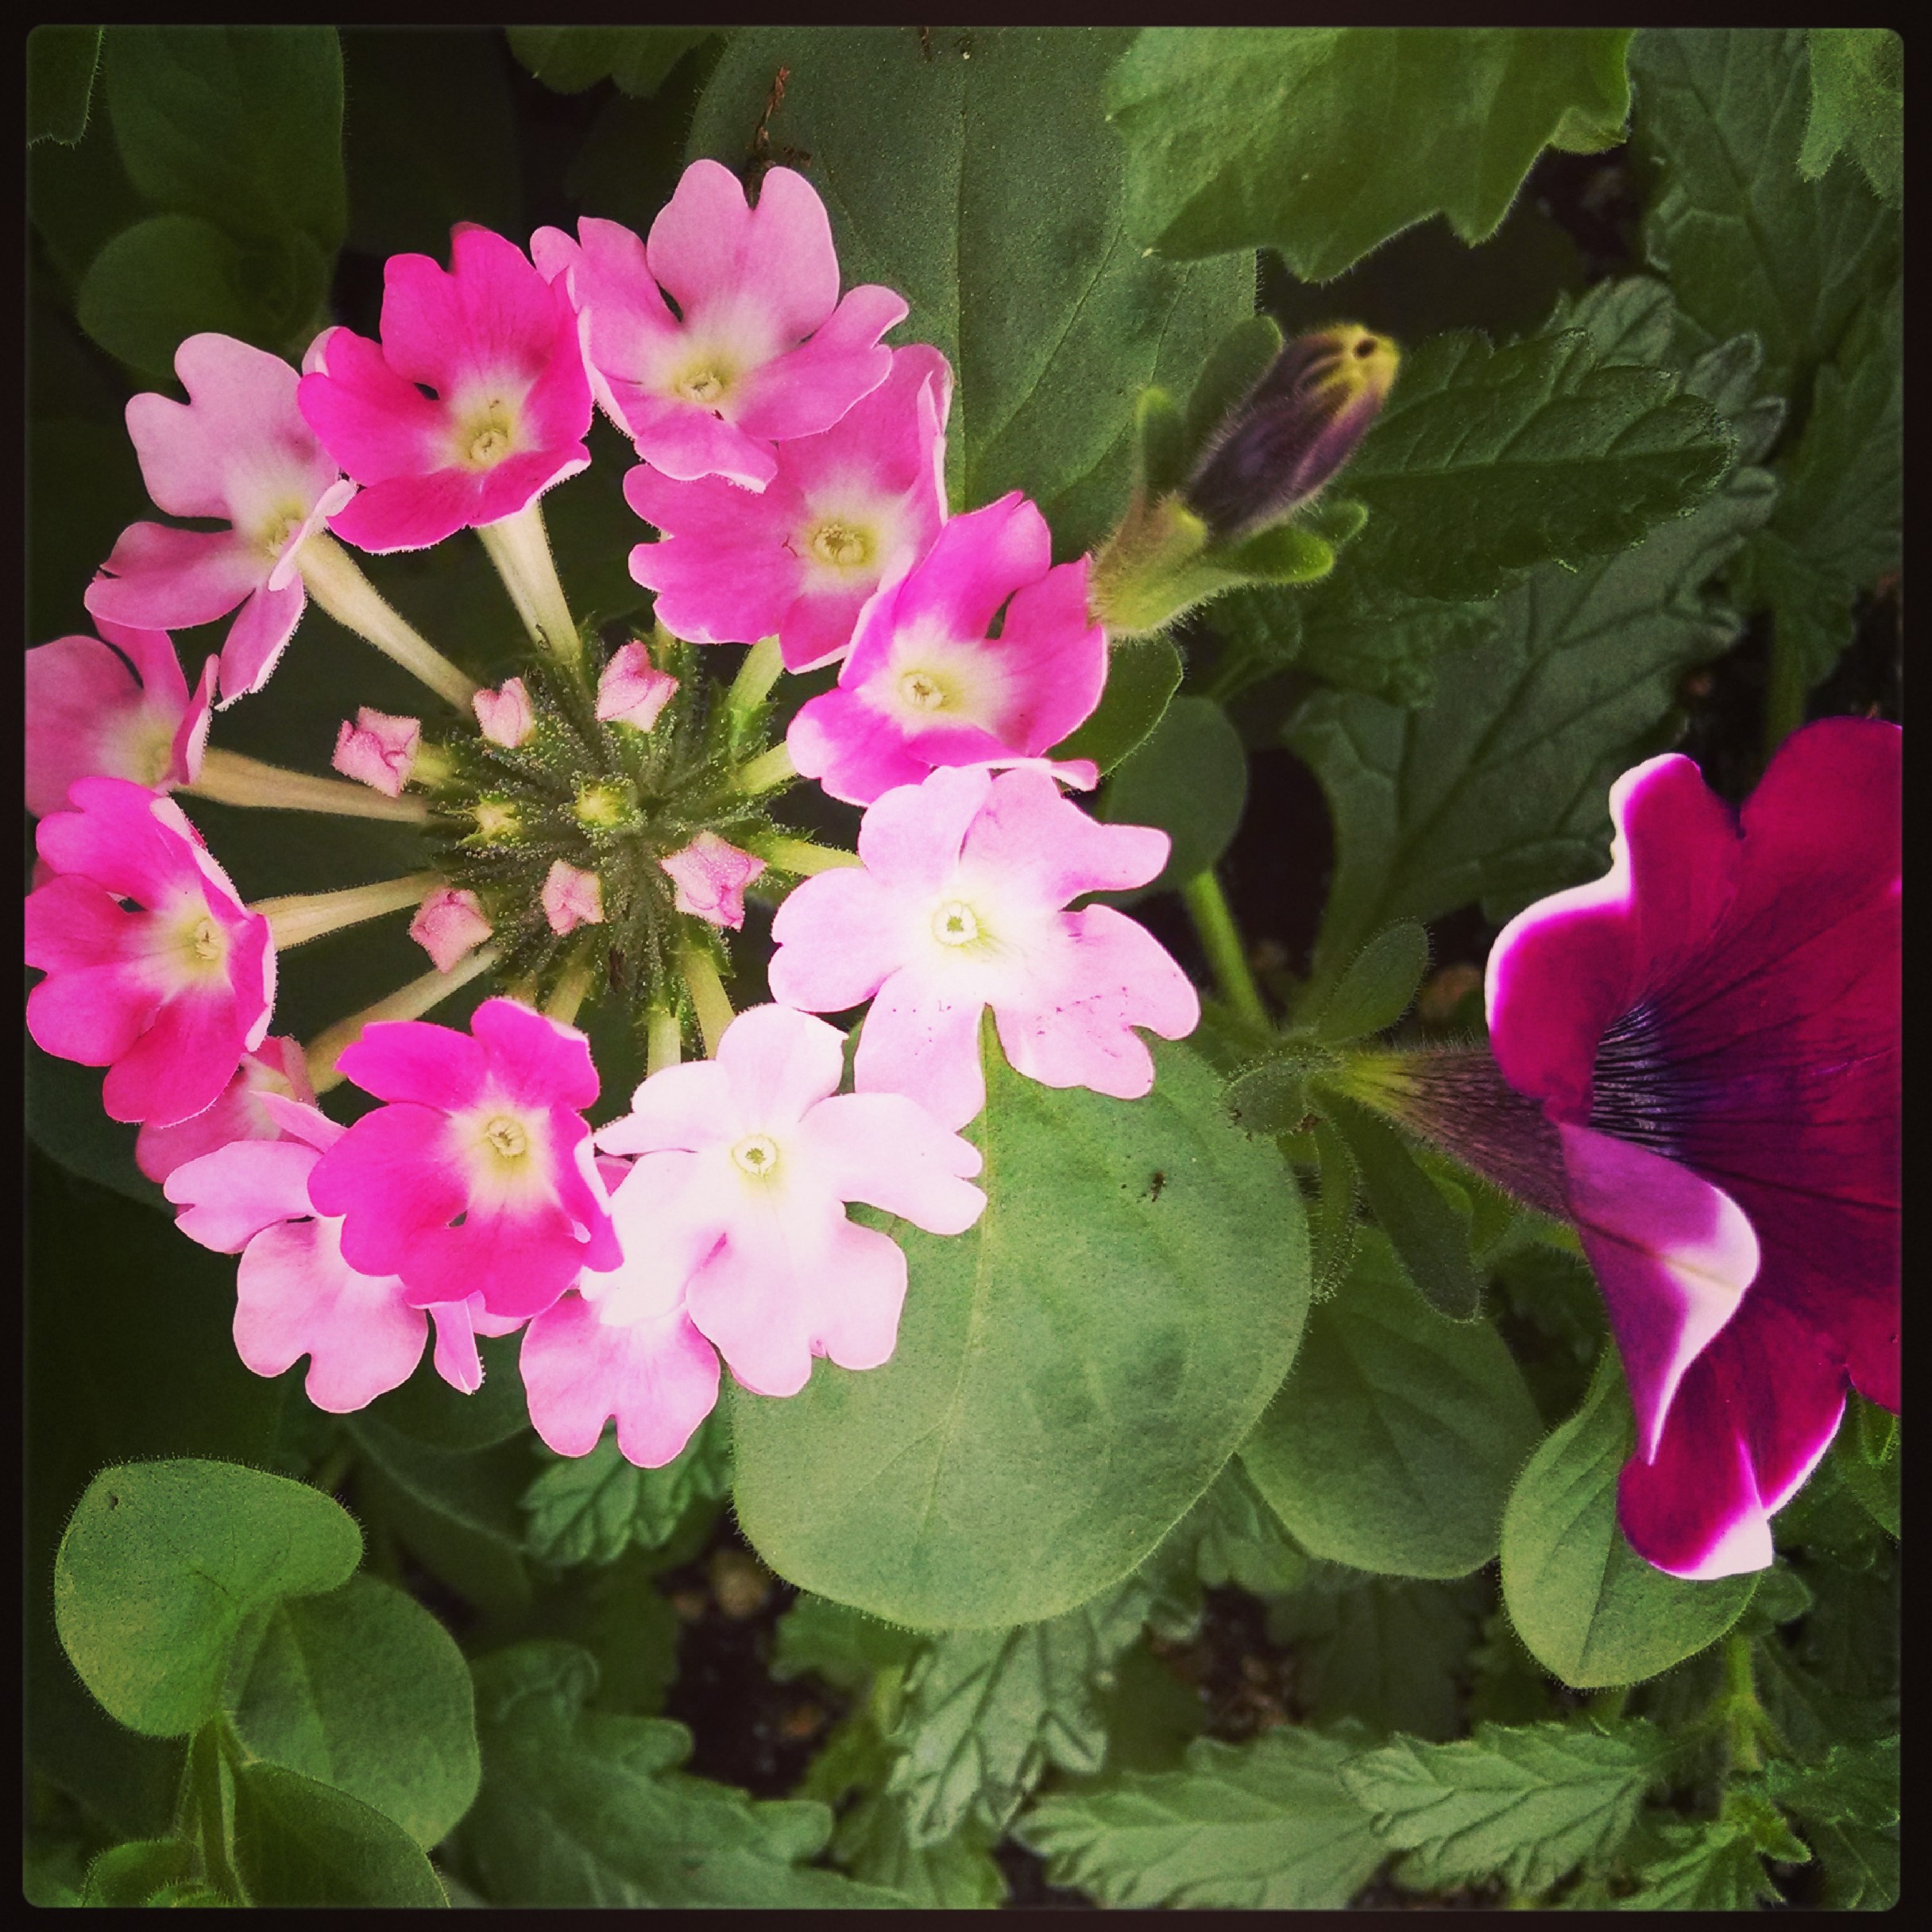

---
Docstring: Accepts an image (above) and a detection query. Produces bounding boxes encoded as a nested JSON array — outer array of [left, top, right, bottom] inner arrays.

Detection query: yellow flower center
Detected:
[[677, 368, 728, 405], [484, 1115, 529, 1160], [189, 917, 220, 962], [899, 669, 949, 712], [932, 900, 980, 947], [732, 1132, 780, 1178], [469, 426, 510, 466], [809, 521, 871, 570]]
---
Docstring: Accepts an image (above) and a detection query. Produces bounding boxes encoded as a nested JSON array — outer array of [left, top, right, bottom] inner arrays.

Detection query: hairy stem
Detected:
[[306, 943, 503, 1091], [646, 1003, 683, 1077], [476, 501, 578, 666], [298, 533, 479, 709], [1180, 868, 1269, 1030], [733, 741, 798, 795], [188, 748, 432, 822], [680, 945, 734, 1057], [758, 835, 863, 875], [255, 871, 442, 949]]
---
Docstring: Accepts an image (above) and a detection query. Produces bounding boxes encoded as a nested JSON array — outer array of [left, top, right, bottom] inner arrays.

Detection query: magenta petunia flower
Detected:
[[25, 778, 276, 1126], [531, 162, 906, 491], [659, 833, 766, 931], [83, 334, 356, 704], [25, 622, 217, 819], [586, 1003, 985, 1402], [298, 226, 593, 554], [331, 705, 420, 796], [626, 344, 952, 671], [785, 493, 1107, 806], [165, 1093, 522, 1408], [134, 1035, 315, 1184], [306, 997, 622, 1320], [1486, 718, 1900, 1579], [768, 764, 1200, 1130]]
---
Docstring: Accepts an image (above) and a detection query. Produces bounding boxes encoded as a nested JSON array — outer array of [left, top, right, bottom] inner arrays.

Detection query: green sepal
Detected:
[[1305, 920, 1431, 1043], [1134, 385, 1189, 498]]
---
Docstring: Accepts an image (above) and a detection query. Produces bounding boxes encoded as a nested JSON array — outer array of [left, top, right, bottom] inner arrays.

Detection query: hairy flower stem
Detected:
[[733, 741, 798, 795], [646, 1002, 683, 1076], [297, 532, 479, 709], [476, 502, 578, 667], [757, 835, 862, 875], [256, 871, 443, 949], [187, 747, 432, 822], [306, 943, 504, 1092], [1180, 869, 1269, 1030], [543, 950, 597, 1026], [681, 945, 734, 1057], [728, 635, 785, 717]]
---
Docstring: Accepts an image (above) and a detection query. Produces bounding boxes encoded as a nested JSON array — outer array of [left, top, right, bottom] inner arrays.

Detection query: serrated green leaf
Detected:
[[1613, 1815, 1776, 1911], [1242, 1229, 1540, 1576], [508, 25, 719, 98], [1289, 462, 1774, 999], [520, 1410, 731, 1568], [839, 1794, 1007, 1907], [28, 26, 102, 145], [1342, 1718, 1671, 1893], [1016, 1722, 1387, 1908], [1096, 695, 1248, 901], [1308, 922, 1429, 1042], [54, 1460, 361, 1740], [689, 27, 1250, 557], [1105, 29, 1631, 280], [728, 1039, 1309, 1631], [1799, 29, 1902, 207], [1053, 634, 1184, 775], [223, 1574, 479, 1850], [1762, 1735, 1899, 1833], [453, 1642, 903, 1906], [1632, 27, 1897, 400], [230, 1760, 447, 1907], [1500, 1354, 1756, 1688], [772, 1594, 923, 1695]]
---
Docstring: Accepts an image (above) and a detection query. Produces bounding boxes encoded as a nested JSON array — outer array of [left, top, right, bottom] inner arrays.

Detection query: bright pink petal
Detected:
[[307, 1101, 470, 1273], [988, 558, 1107, 753], [35, 776, 199, 903], [165, 1138, 324, 1252], [323, 468, 490, 553], [86, 524, 264, 632], [731, 284, 904, 442], [334, 1018, 489, 1111], [963, 765, 1169, 903], [787, 684, 942, 804], [297, 330, 448, 483], [101, 983, 253, 1126], [25, 956, 159, 1068], [624, 463, 806, 643], [136, 1037, 316, 1183], [624, 394, 779, 489], [400, 1203, 590, 1320], [473, 997, 602, 1114], [888, 493, 1049, 643], [378, 227, 564, 397], [218, 579, 307, 702], [23, 871, 145, 974], [25, 635, 143, 817]]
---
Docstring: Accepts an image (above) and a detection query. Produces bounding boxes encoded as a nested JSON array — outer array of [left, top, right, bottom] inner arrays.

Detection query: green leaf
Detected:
[[367, 1335, 529, 1453], [1289, 462, 1774, 997], [839, 1799, 1007, 1908], [1096, 696, 1248, 901], [772, 1595, 923, 1696], [1333, 326, 1733, 604], [689, 27, 1252, 558], [1613, 1815, 1776, 1911], [102, 25, 347, 248], [521, 1409, 732, 1567], [1305, 1114, 1361, 1303], [1188, 1457, 1312, 1597], [1242, 1229, 1541, 1577], [223, 1574, 480, 1850], [1499, 1354, 1756, 1687], [508, 25, 720, 98], [80, 1837, 194, 1907], [53, 1459, 361, 1740], [453, 1643, 903, 1906], [1342, 1718, 1671, 1893], [728, 1038, 1309, 1629], [1319, 1094, 1484, 1322], [1763, 1735, 1898, 1832], [1308, 922, 1429, 1043], [1801, 1818, 1899, 1911], [1631, 27, 1897, 400], [883, 1575, 1151, 1847], [1799, 29, 1902, 207], [231, 1761, 447, 1907], [1105, 28, 1631, 280], [1052, 635, 1184, 775], [1016, 1722, 1387, 1908], [28, 26, 102, 145]]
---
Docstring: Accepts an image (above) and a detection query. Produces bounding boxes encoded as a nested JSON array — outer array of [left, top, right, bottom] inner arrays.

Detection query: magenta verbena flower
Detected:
[[627, 344, 952, 672], [785, 493, 1107, 806], [306, 996, 621, 1321], [583, 1003, 986, 1408], [26, 778, 276, 1126], [1487, 718, 1900, 1579], [135, 1036, 315, 1185], [298, 226, 593, 553], [531, 162, 906, 492], [83, 334, 357, 704], [768, 764, 1200, 1130], [25, 622, 216, 819], [165, 1092, 522, 1409]]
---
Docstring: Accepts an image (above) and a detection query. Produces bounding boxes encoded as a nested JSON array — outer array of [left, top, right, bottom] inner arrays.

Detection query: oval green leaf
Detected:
[[731, 1038, 1311, 1629], [1053, 635, 1184, 775], [1500, 1352, 1757, 1687], [231, 1760, 447, 1907], [1098, 695, 1249, 900]]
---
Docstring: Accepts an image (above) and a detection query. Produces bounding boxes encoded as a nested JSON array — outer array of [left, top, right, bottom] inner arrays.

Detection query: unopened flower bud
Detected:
[[595, 644, 679, 732], [332, 707, 420, 797], [473, 676, 535, 749], [542, 860, 605, 936], [660, 832, 767, 931], [1184, 325, 1397, 545], [409, 887, 493, 973]]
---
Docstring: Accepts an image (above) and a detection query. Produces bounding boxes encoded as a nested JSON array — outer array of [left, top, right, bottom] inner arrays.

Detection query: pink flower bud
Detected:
[[409, 887, 494, 972], [331, 707, 420, 796], [473, 677, 535, 748], [542, 859, 605, 935], [595, 645, 679, 731], [659, 832, 767, 931]]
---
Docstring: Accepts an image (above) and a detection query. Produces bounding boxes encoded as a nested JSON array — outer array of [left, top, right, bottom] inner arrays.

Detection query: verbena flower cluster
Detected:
[[25, 161, 1199, 1467]]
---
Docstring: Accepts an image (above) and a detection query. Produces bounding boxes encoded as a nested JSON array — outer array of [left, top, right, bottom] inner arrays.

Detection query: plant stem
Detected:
[[646, 1003, 683, 1077], [187, 748, 432, 822], [1180, 868, 1269, 1030], [306, 943, 503, 1091], [1763, 624, 1808, 764], [297, 533, 479, 709], [476, 501, 578, 666], [727, 635, 785, 715], [254, 871, 442, 949], [733, 741, 798, 795], [758, 835, 862, 875], [680, 945, 734, 1057], [543, 949, 597, 1026]]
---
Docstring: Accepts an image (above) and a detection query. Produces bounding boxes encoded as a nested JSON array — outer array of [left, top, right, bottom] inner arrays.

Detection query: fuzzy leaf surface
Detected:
[[1799, 29, 1902, 206], [521, 1412, 731, 1567]]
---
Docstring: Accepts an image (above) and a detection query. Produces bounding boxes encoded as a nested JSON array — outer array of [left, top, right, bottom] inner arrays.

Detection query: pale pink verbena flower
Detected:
[[581, 1003, 985, 1405], [331, 706, 420, 797], [409, 887, 494, 974], [83, 334, 357, 704], [627, 344, 952, 672], [659, 833, 766, 932], [594, 645, 678, 731], [473, 676, 535, 748], [542, 860, 604, 936], [298, 226, 592, 553], [785, 493, 1107, 806], [25, 621, 217, 819], [165, 1092, 522, 1408], [305, 996, 620, 1321], [135, 1036, 315, 1184], [531, 161, 906, 492], [25, 778, 276, 1126], [768, 764, 1200, 1131]]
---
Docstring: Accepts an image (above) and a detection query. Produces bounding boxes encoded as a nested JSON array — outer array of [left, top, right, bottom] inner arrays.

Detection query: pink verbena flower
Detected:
[[785, 493, 1107, 805], [1486, 719, 1900, 1579], [531, 162, 906, 490], [25, 778, 276, 1126], [585, 1003, 984, 1402], [331, 706, 420, 796], [627, 345, 952, 671], [135, 1036, 315, 1184], [473, 677, 535, 748], [164, 1094, 520, 1408], [768, 765, 1200, 1130], [659, 833, 766, 931], [298, 226, 592, 552], [83, 334, 357, 703], [306, 996, 620, 1320], [25, 622, 216, 818], [595, 644, 678, 730], [410, 887, 493, 973]]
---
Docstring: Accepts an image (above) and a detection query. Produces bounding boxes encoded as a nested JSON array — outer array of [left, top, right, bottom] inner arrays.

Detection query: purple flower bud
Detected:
[[1184, 325, 1397, 544]]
